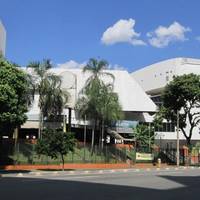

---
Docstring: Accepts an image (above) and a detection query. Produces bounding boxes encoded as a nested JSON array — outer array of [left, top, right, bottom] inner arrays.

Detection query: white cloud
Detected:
[[57, 60, 86, 69], [101, 18, 146, 46], [147, 21, 191, 48]]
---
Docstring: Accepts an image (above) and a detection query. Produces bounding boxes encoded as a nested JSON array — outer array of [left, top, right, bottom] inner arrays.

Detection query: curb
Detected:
[[0, 163, 131, 171], [1, 166, 200, 178]]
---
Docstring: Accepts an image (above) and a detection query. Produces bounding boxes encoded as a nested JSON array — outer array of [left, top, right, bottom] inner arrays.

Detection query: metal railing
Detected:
[[0, 140, 133, 165]]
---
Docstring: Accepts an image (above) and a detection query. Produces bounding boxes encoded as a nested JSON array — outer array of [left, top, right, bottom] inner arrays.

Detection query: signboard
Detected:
[[136, 152, 154, 161], [115, 120, 138, 133]]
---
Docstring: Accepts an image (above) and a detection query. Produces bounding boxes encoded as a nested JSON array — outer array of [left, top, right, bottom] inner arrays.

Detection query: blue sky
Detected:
[[1, 0, 200, 71]]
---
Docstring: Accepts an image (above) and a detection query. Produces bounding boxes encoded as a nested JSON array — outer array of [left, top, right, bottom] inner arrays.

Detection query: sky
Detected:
[[1, 0, 200, 72]]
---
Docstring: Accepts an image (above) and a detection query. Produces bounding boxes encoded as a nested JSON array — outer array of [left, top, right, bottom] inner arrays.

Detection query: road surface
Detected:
[[1, 167, 200, 200]]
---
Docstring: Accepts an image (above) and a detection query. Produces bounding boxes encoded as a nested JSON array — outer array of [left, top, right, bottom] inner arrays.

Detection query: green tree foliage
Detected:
[[76, 58, 122, 150], [36, 129, 76, 170], [83, 58, 114, 88], [98, 84, 122, 124], [162, 73, 200, 145], [0, 57, 30, 138], [132, 124, 155, 149], [27, 59, 69, 134]]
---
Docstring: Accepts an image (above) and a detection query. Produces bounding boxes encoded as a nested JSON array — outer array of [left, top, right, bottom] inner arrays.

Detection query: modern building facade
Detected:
[[132, 57, 200, 147], [20, 68, 157, 143], [0, 20, 6, 56]]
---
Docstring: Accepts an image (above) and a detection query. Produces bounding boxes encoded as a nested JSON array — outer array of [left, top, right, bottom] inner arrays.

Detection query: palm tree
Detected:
[[27, 59, 69, 137], [76, 58, 122, 151], [40, 74, 69, 121], [83, 58, 114, 90], [76, 79, 101, 151], [97, 84, 122, 149]]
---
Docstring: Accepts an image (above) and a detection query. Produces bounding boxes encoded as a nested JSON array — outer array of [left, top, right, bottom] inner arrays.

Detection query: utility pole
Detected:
[[176, 110, 180, 167]]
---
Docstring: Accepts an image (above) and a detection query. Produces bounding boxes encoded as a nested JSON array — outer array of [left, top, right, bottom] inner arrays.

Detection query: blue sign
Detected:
[[116, 120, 138, 128], [113, 120, 138, 133]]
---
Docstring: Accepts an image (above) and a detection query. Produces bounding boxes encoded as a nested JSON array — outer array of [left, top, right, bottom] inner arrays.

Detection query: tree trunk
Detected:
[[98, 120, 102, 149], [61, 154, 65, 171], [186, 136, 191, 147], [180, 127, 192, 147], [13, 127, 19, 159], [38, 111, 43, 139], [68, 107, 72, 132], [101, 120, 104, 149], [0, 135, 2, 162], [91, 123, 95, 155]]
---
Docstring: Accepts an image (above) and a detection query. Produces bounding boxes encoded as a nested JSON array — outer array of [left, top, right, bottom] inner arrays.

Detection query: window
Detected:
[[151, 96, 163, 108], [154, 123, 175, 132]]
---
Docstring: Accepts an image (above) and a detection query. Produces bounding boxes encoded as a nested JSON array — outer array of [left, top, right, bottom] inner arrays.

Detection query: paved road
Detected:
[[1, 167, 200, 200]]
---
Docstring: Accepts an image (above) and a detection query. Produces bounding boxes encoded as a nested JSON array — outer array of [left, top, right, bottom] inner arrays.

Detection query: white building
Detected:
[[132, 57, 200, 147], [0, 20, 6, 56], [21, 68, 157, 142]]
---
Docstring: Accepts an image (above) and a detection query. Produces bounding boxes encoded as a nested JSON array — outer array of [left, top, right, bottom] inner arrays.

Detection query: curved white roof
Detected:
[[132, 57, 200, 94], [26, 68, 156, 118], [51, 68, 156, 112]]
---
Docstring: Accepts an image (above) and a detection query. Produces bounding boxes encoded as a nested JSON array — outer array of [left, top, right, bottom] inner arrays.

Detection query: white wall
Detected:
[[131, 57, 200, 94], [24, 68, 156, 127], [132, 57, 200, 142], [0, 21, 6, 56]]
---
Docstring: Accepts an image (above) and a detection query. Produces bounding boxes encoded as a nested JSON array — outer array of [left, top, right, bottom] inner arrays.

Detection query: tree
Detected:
[[76, 58, 122, 151], [36, 129, 76, 170], [0, 58, 31, 144], [161, 73, 200, 146], [40, 74, 69, 121], [83, 58, 114, 88], [132, 124, 155, 150], [97, 84, 122, 148], [27, 59, 69, 136]]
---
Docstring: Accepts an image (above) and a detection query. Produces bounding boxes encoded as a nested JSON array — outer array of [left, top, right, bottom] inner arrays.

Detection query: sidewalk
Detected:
[[0, 162, 174, 171]]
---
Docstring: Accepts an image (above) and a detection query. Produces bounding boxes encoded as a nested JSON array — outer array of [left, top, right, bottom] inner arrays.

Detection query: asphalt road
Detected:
[[1, 167, 200, 200]]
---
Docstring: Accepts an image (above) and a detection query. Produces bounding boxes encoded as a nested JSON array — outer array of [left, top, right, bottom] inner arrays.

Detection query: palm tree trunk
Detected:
[[38, 111, 44, 139], [38, 111, 42, 139], [91, 122, 95, 155], [91, 126, 95, 153], [68, 107, 72, 132], [98, 121, 102, 149], [101, 120, 104, 149]]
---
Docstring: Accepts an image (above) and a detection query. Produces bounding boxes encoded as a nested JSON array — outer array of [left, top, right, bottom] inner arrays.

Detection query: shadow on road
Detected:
[[0, 170, 31, 174], [0, 175, 200, 200]]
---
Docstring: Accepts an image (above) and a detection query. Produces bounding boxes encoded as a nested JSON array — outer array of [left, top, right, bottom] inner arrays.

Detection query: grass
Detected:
[[8, 144, 119, 165]]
